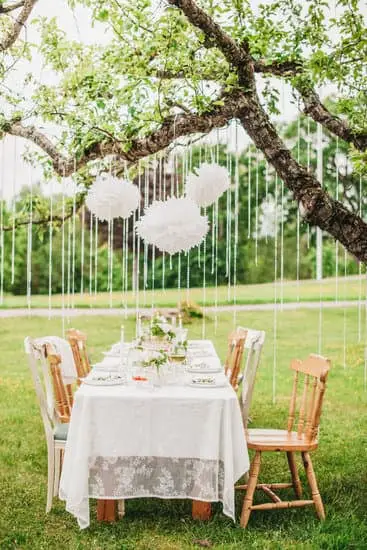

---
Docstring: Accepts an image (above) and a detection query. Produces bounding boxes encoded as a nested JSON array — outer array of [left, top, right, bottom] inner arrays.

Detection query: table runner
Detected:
[[59, 340, 249, 528]]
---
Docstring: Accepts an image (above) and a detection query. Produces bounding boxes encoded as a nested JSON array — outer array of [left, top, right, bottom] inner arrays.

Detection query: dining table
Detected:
[[59, 339, 249, 528]]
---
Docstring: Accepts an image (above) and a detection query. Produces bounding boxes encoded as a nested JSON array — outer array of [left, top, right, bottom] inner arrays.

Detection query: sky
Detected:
[[0, 0, 346, 200]]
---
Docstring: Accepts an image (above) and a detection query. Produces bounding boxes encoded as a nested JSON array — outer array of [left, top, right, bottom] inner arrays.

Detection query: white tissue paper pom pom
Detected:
[[185, 162, 230, 207], [136, 197, 209, 254], [86, 175, 140, 221]]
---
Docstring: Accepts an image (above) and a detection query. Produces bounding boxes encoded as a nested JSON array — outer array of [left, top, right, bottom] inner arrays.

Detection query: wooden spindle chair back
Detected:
[[287, 354, 331, 444], [224, 329, 247, 390], [44, 344, 72, 423], [66, 329, 91, 380]]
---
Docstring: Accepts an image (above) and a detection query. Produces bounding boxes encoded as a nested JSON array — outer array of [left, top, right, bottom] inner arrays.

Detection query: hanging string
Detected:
[[162, 156, 166, 293], [110, 219, 115, 308], [273, 173, 279, 404], [364, 271, 367, 391], [226, 140, 232, 302], [358, 174, 363, 342], [26, 164, 33, 312], [247, 146, 252, 238], [143, 163, 149, 306], [254, 151, 259, 266], [135, 160, 142, 323], [335, 137, 339, 302], [280, 178, 284, 309], [316, 123, 323, 353], [296, 116, 301, 302], [202, 207, 207, 339], [94, 214, 99, 297], [306, 118, 311, 248], [124, 217, 129, 318], [343, 247, 347, 369], [48, 180, 54, 317], [80, 205, 85, 296], [0, 140, 5, 305], [233, 121, 240, 328], [61, 171, 66, 335], [11, 139, 16, 285], [67, 216, 72, 316], [214, 197, 219, 334], [151, 156, 157, 310], [71, 187, 76, 308], [89, 206, 93, 305]]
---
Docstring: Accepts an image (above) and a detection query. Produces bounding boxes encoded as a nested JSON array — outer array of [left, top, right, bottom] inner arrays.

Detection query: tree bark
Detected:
[[237, 93, 367, 262]]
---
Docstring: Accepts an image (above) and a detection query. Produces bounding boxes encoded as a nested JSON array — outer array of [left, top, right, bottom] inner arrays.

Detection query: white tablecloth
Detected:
[[59, 340, 249, 528]]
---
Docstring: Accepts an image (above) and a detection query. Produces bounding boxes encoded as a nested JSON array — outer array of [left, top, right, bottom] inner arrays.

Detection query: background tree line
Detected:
[[1, 115, 362, 296]]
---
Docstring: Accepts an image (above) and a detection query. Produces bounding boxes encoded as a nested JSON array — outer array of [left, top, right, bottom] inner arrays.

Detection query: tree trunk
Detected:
[[238, 93, 367, 263]]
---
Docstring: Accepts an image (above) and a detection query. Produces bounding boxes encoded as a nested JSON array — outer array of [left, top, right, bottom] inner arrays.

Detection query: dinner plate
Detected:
[[82, 376, 125, 386], [187, 377, 227, 388], [186, 363, 222, 374]]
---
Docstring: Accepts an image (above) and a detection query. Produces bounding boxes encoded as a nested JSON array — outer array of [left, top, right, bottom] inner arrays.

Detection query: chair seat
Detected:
[[246, 429, 318, 451], [54, 423, 69, 441]]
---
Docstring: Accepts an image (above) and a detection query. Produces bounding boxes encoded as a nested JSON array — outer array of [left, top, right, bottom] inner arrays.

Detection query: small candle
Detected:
[[178, 314, 182, 329]]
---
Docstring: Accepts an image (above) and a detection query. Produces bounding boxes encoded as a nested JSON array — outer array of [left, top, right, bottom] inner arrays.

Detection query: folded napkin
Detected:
[[35, 336, 77, 384]]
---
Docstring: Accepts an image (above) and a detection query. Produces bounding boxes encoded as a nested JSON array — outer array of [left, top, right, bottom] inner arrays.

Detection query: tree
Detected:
[[1, 0, 367, 261]]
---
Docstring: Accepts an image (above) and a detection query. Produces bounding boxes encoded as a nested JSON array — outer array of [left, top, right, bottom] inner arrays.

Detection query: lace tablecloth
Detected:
[[59, 340, 249, 528]]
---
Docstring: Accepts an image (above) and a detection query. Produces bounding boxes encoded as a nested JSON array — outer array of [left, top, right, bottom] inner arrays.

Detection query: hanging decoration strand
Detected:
[[335, 137, 339, 303], [11, 139, 16, 285], [233, 121, 240, 328], [296, 116, 301, 302], [358, 174, 363, 342], [0, 140, 5, 305], [26, 164, 33, 312], [316, 123, 323, 354], [80, 206, 85, 296], [273, 173, 278, 404]]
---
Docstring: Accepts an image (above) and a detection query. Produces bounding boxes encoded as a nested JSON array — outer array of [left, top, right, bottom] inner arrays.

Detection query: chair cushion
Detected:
[[54, 423, 69, 441], [246, 429, 318, 451]]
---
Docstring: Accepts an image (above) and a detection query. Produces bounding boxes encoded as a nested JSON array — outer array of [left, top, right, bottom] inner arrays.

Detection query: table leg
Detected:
[[192, 500, 212, 520], [97, 499, 117, 522]]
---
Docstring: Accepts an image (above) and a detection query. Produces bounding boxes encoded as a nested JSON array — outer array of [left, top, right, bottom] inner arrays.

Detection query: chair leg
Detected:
[[240, 451, 261, 528], [302, 452, 325, 520], [46, 445, 55, 513], [53, 448, 61, 497], [287, 452, 302, 498]]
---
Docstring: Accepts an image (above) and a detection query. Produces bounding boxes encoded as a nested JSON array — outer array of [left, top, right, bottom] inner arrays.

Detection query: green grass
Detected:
[[1, 309, 367, 549], [1, 275, 365, 309]]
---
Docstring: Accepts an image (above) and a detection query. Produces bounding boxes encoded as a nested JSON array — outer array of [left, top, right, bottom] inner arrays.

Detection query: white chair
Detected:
[[236, 327, 266, 428], [24, 337, 69, 512]]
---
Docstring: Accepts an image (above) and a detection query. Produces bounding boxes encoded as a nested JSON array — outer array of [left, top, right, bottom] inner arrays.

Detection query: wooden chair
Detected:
[[237, 353, 331, 528], [66, 328, 91, 381], [224, 329, 247, 389], [24, 338, 70, 512], [236, 327, 265, 428]]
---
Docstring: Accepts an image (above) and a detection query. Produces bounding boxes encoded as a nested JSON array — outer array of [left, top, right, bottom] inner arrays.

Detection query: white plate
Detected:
[[186, 364, 222, 374], [82, 376, 125, 386], [187, 379, 226, 388]]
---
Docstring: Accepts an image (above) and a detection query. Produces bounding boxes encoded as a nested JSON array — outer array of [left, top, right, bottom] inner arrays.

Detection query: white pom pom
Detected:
[[136, 197, 209, 254], [86, 175, 140, 221], [185, 162, 230, 207]]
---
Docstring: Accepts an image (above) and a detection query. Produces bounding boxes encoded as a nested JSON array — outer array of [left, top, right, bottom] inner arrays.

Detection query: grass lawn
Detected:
[[1, 309, 367, 549], [1, 275, 366, 309]]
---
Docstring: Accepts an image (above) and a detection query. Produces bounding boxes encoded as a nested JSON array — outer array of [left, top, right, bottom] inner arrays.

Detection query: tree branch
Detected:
[[0, 1, 25, 13], [295, 84, 367, 152], [253, 59, 303, 77], [4, 90, 247, 175], [252, 58, 367, 152], [0, 0, 38, 51], [167, 0, 254, 86]]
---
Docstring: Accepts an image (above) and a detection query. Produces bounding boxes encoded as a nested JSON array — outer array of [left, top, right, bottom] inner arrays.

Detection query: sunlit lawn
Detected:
[[1, 275, 366, 309], [1, 308, 367, 548]]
